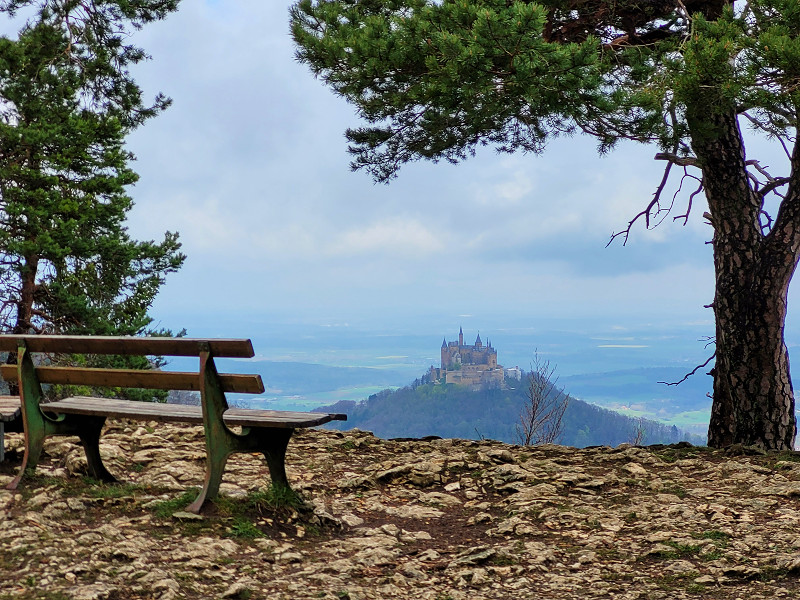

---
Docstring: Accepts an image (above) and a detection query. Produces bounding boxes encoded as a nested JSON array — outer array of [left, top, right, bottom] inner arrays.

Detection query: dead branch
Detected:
[[760, 209, 774, 235], [628, 416, 647, 446], [700, 335, 716, 349], [672, 169, 704, 225], [655, 152, 699, 167], [758, 177, 791, 198], [608, 160, 673, 246], [658, 353, 715, 386], [516, 352, 570, 446]]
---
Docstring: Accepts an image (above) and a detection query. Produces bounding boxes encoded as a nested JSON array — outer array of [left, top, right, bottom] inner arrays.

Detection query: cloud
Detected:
[[471, 163, 534, 207], [598, 345, 650, 348], [112, 2, 729, 336], [331, 218, 445, 258]]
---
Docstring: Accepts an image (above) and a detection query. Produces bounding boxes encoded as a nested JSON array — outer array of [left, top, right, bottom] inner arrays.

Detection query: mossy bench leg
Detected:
[[8, 344, 53, 489], [76, 415, 116, 482], [187, 445, 230, 513], [251, 427, 293, 490], [187, 350, 296, 513]]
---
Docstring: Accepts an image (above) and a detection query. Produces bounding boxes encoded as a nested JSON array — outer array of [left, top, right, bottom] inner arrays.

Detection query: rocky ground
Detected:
[[1, 423, 800, 600]]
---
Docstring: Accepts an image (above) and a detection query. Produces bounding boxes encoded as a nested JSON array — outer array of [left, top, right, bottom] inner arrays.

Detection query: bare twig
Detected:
[[758, 177, 790, 198], [760, 209, 774, 234], [516, 351, 570, 446], [672, 170, 704, 225], [608, 160, 673, 246], [658, 353, 716, 386], [628, 417, 647, 446]]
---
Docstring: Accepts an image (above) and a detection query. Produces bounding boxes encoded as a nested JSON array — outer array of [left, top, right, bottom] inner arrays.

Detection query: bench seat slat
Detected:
[[0, 335, 255, 357], [43, 397, 346, 428], [224, 407, 347, 428], [0, 396, 20, 422], [0, 365, 264, 394]]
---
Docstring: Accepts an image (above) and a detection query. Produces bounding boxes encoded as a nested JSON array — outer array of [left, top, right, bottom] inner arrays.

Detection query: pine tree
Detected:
[[292, 0, 800, 449], [0, 2, 184, 400]]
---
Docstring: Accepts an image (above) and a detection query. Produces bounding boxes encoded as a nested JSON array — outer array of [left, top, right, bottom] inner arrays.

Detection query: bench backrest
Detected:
[[0, 335, 265, 394], [0, 335, 256, 357]]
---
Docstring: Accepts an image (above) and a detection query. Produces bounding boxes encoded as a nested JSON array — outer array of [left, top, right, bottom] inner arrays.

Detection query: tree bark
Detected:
[[690, 110, 799, 450], [14, 255, 39, 335], [5, 255, 39, 395]]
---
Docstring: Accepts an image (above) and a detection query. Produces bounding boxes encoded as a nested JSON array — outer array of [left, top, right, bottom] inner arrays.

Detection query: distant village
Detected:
[[428, 328, 521, 388]]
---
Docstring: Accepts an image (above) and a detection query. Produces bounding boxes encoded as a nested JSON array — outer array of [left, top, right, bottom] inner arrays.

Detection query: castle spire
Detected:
[[442, 337, 447, 348], [458, 327, 463, 346], [475, 332, 482, 347]]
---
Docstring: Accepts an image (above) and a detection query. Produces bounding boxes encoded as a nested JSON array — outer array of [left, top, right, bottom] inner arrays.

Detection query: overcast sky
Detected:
[[118, 1, 731, 341]]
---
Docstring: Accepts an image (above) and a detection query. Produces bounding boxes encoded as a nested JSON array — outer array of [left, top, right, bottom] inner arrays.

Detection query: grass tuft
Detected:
[[150, 488, 200, 518], [228, 518, 266, 539]]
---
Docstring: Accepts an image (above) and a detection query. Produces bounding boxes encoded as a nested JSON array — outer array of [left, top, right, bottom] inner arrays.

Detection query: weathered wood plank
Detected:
[[0, 335, 255, 357], [44, 397, 347, 428], [0, 396, 20, 422], [45, 397, 204, 423], [0, 396, 20, 462], [0, 365, 264, 394], [223, 408, 347, 428]]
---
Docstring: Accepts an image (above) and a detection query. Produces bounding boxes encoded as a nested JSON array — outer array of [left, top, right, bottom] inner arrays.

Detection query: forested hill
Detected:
[[317, 382, 705, 447]]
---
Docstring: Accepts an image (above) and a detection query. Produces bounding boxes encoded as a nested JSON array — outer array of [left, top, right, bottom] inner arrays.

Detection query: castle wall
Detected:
[[437, 331, 503, 387], [445, 367, 504, 386]]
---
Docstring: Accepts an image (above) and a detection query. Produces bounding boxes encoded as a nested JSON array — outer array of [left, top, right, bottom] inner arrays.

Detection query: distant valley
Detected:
[[229, 360, 711, 446], [223, 360, 411, 411], [180, 319, 800, 445], [563, 367, 713, 436]]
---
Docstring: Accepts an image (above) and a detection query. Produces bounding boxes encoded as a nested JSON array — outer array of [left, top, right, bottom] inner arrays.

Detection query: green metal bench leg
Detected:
[[7, 342, 86, 489], [186, 348, 244, 513], [8, 343, 47, 490], [7, 416, 46, 490], [77, 416, 116, 482], [187, 350, 300, 513], [186, 451, 230, 514], [256, 428, 293, 491]]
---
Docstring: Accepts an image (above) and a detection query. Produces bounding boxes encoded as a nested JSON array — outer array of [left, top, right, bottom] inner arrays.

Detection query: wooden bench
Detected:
[[0, 395, 22, 463], [0, 335, 346, 512]]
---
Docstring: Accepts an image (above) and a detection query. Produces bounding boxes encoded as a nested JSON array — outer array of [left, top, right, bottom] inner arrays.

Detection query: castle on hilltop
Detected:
[[428, 327, 505, 388]]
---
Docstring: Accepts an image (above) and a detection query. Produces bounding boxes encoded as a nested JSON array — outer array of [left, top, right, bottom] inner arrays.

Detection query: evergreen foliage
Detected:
[[0, 2, 184, 401], [292, 0, 800, 449]]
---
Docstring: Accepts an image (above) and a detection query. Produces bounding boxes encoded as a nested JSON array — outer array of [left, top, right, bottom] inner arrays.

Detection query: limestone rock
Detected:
[[2, 423, 800, 600]]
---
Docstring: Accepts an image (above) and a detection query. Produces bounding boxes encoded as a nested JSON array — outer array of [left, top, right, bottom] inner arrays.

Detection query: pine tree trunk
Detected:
[[710, 267, 796, 449], [13, 255, 39, 335], [5, 255, 39, 395], [691, 111, 799, 450]]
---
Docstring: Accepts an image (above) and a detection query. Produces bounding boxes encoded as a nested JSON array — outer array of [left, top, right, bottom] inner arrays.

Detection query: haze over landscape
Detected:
[[109, 1, 800, 441]]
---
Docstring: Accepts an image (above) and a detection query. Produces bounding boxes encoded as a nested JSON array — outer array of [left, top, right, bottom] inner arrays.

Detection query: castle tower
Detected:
[[437, 329, 504, 387]]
